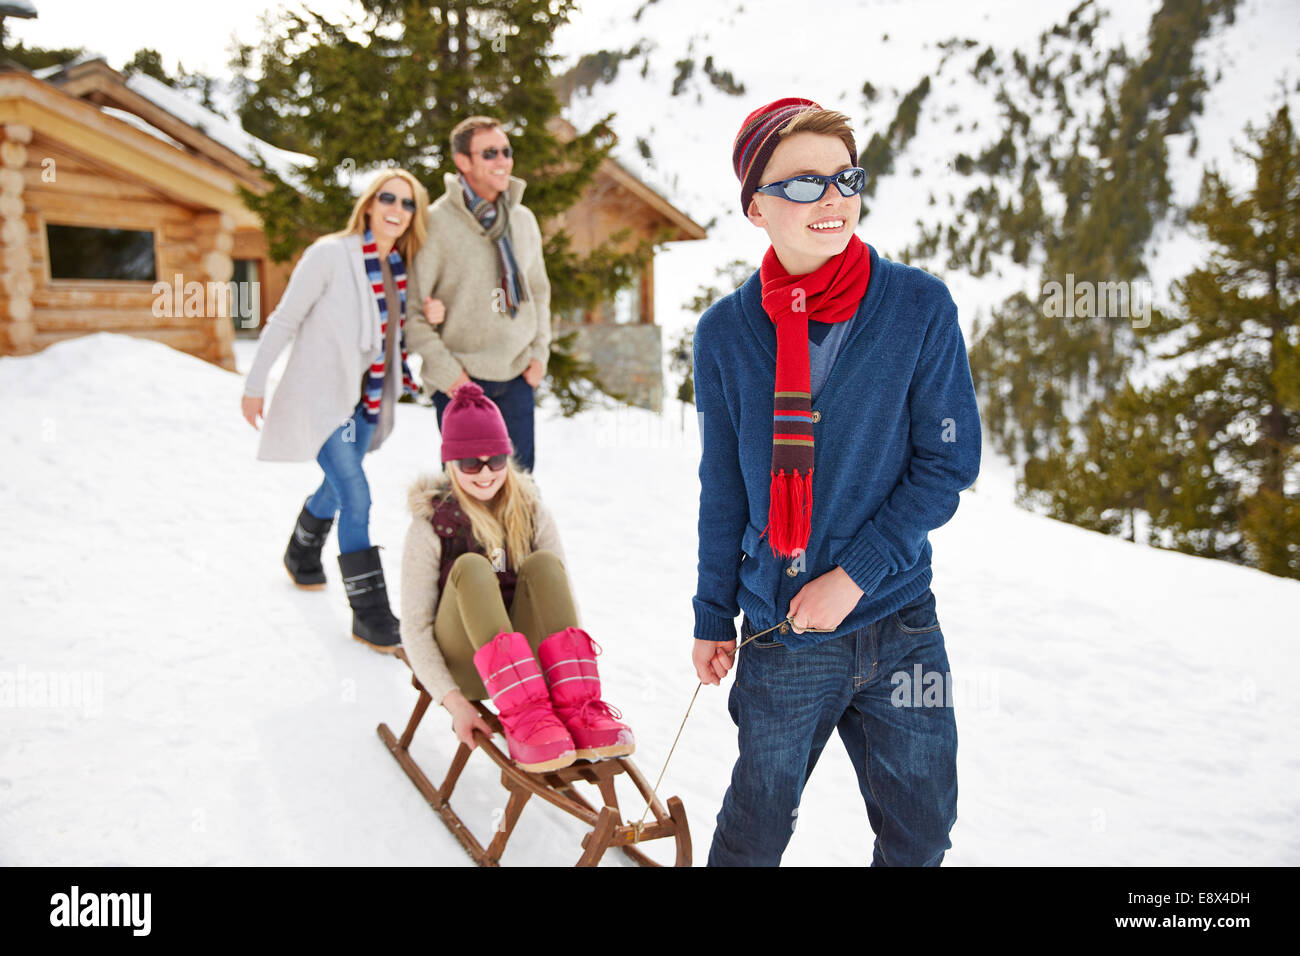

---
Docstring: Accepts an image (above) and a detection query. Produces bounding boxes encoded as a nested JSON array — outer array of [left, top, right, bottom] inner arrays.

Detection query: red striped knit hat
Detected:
[[732, 97, 823, 214]]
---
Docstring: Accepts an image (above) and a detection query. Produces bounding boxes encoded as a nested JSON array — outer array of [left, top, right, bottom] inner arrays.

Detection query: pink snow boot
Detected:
[[537, 627, 635, 760], [473, 631, 576, 773]]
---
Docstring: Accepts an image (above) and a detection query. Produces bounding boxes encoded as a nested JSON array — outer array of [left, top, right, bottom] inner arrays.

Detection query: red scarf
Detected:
[[759, 235, 871, 557]]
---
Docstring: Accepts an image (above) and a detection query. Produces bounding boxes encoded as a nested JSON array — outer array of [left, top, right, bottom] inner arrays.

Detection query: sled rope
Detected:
[[631, 616, 835, 838]]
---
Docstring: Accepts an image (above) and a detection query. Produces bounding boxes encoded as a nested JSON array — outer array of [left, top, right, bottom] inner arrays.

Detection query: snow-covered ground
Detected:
[[1, 333, 1297, 865]]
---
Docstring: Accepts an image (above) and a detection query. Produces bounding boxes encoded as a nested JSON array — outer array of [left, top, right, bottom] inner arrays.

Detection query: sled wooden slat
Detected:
[[378, 648, 691, 867]]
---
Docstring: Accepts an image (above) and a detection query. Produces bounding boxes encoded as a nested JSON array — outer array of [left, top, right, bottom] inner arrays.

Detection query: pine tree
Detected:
[[1029, 105, 1298, 577], [1160, 104, 1300, 576]]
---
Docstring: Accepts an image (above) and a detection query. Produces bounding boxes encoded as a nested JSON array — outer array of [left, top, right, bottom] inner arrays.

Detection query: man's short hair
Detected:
[[451, 116, 502, 156], [779, 109, 857, 166]]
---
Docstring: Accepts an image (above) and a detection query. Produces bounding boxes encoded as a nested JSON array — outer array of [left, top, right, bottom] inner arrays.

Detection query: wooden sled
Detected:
[[378, 648, 692, 867]]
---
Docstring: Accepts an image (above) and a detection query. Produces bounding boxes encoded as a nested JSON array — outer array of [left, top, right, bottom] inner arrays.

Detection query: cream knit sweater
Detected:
[[399, 471, 577, 706], [407, 173, 552, 394]]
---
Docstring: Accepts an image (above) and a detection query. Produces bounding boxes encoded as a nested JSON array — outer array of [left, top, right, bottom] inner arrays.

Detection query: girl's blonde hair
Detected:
[[444, 457, 540, 571], [332, 167, 430, 263]]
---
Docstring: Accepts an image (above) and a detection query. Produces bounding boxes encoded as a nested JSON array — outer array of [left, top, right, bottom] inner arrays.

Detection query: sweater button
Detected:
[[786, 566, 799, 577], [811, 410, 822, 423]]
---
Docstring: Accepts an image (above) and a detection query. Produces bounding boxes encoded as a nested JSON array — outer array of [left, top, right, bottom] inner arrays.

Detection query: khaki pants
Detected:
[[434, 549, 579, 701]]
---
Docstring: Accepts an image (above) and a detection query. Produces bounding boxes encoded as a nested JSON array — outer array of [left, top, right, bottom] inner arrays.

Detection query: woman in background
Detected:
[[241, 168, 429, 653]]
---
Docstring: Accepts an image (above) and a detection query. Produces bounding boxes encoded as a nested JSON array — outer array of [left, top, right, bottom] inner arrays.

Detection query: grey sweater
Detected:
[[406, 173, 552, 393]]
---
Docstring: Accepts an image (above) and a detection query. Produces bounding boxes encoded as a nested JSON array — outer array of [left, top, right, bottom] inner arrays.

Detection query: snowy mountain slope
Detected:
[[553, 0, 1300, 348], [1, 333, 1297, 865]]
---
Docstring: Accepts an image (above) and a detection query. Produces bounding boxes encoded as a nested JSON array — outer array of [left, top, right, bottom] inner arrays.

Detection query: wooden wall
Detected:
[[547, 169, 659, 325], [1, 123, 238, 370]]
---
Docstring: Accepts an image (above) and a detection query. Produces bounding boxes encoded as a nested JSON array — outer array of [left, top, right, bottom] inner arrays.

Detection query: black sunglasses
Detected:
[[755, 167, 868, 203], [480, 146, 513, 160], [455, 454, 508, 474], [377, 191, 418, 212]]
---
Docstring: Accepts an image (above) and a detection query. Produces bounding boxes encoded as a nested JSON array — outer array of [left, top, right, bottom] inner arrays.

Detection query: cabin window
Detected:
[[46, 224, 156, 281], [610, 283, 640, 324], [231, 259, 262, 337]]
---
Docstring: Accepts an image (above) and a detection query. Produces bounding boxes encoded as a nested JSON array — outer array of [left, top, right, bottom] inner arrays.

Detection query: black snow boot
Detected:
[[337, 546, 401, 654], [284, 501, 334, 589]]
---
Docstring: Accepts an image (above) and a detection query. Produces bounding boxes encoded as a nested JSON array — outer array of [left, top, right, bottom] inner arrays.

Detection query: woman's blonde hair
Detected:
[[444, 457, 540, 571], [333, 167, 430, 263]]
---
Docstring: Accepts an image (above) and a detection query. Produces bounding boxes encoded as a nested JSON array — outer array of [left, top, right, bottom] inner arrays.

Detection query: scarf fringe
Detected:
[[766, 468, 813, 558]]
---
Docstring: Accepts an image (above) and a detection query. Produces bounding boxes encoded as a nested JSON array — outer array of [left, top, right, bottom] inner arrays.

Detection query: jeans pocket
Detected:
[[892, 588, 941, 635], [741, 615, 784, 649]]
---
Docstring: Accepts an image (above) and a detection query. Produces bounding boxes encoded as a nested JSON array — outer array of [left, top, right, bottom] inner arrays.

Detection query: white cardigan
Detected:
[[243, 233, 396, 462]]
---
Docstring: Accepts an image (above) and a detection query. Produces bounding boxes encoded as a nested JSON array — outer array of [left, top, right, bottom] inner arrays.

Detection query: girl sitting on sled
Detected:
[[399, 383, 634, 772]]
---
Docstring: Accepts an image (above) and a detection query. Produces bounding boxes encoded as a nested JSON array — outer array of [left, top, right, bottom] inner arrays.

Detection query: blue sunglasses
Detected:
[[755, 167, 868, 203]]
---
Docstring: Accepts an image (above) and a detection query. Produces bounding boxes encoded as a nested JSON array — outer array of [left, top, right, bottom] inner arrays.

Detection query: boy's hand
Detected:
[[785, 565, 863, 633], [693, 638, 736, 685]]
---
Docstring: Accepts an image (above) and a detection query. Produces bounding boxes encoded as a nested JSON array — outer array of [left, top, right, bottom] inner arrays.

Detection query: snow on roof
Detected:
[[0, 1, 39, 18], [99, 105, 186, 150], [123, 71, 314, 187]]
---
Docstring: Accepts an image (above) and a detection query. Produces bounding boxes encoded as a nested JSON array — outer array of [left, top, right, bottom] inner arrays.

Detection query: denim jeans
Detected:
[[305, 402, 376, 555], [433, 374, 535, 472], [708, 588, 958, 867]]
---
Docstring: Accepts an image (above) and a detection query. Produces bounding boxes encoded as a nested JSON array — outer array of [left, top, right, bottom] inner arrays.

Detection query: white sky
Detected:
[[9, 0, 408, 77]]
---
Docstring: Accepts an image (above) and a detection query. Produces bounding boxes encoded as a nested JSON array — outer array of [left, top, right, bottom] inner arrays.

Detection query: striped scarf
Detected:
[[460, 174, 526, 318], [360, 228, 418, 424], [759, 235, 871, 557]]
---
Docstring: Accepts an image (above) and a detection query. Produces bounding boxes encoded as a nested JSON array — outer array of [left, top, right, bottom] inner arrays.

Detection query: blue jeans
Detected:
[[708, 588, 958, 866], [305, 403, 376, 554], [433, 374, 535, 472]]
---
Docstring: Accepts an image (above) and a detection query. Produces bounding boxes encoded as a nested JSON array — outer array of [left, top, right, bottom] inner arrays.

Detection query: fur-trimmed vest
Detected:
[[429, 493, 518, 611]]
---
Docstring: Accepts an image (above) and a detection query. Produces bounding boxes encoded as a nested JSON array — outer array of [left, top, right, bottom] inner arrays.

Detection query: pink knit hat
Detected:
[[440, 383, 513, 462]]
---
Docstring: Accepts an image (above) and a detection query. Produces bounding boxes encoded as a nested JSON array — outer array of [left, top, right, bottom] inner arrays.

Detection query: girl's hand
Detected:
[[785, 565, 864, 632], [424, 296, 446, 325], [241, 395, 264, 430], [443, 690, 494, 749]]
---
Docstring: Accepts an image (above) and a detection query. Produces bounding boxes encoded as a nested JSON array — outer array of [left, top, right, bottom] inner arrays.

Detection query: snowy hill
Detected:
[[552, 0, 1300, 344], [1, 334, 1297, 865]]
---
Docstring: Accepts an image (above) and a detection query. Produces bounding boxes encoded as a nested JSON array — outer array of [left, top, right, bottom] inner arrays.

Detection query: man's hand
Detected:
[[423, 296, 446, 325], [446, 369, 472, 395], [443, 690, 495, 749], [785, 565, 864, 633], [693, 638, 737, 685], [522, 358, 545, 388], [241, 395, 263, 430]]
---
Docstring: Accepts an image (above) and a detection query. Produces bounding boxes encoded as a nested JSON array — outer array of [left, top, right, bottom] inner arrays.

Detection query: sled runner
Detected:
[[378, 648, 692, 867]]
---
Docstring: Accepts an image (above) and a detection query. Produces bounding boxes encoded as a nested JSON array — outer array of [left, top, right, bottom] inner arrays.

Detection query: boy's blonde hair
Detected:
[[779, 109, 857, 166]]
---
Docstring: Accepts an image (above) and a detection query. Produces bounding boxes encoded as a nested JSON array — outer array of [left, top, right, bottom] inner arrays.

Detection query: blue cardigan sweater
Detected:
[[692, 244, 981, 649]]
